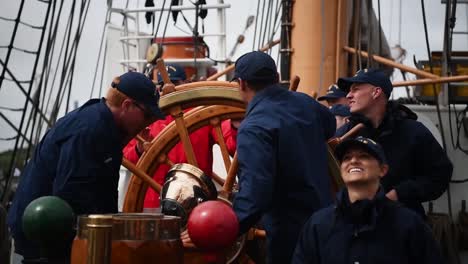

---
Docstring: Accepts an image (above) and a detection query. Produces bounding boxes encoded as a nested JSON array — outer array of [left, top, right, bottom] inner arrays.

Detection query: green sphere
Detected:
[[22, 196, 75, 245]]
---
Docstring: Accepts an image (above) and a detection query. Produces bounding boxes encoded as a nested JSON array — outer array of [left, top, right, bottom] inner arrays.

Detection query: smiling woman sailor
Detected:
[[292, 136, 444, 264]]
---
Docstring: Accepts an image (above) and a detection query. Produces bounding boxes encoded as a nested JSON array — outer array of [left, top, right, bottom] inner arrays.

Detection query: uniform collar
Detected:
[[335, 187, 387, 233], [245, 84, 286, 117], [95, 98, 123, 147]]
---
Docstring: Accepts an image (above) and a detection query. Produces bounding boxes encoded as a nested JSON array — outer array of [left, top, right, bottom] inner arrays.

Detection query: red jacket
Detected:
[[123, 112, 237, 208]]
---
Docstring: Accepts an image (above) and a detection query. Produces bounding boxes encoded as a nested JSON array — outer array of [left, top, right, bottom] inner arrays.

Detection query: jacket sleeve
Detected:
[[320, 104, 337, 140], [123, 138, 140, 164], [291, 217, 320, 264], [335, 121, 352, 138], [222, 120, 237, 156], [52, 131, 117, 215], [211, 120, 238, 156], [394, 123, 453, 203], [408, 219, 444, 264], [233, 126, 276, 234]]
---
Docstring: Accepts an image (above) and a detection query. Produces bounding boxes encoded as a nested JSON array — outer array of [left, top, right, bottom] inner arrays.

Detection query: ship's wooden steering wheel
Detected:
[[121, 80, 343, 263]]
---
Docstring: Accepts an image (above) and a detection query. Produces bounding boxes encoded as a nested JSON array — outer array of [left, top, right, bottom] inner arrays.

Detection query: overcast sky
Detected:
[[0, 0, 467, 152]]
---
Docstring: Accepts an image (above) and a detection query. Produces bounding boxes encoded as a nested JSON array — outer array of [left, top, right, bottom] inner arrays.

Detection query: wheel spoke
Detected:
[[122, 158, 162, 193], [210, 117, 232, 173], [211, 171, 226, 186], [155, 154, 175, 167], [135, 135, 152, 152], [222, 152, 238, 196], [170, 106, 199, 166]]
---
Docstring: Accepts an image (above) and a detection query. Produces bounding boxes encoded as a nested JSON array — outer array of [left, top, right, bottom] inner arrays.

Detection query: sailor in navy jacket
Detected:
[[335, 69, 452, 217], [231, 51, 336, 264], [7, 72, 164, 260], [292, 137, 443, 264], [292, 188, 444, 264]]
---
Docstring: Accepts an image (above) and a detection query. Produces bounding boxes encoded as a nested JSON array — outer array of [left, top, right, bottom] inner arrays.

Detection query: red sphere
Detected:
[[187, 200, 239, 251]]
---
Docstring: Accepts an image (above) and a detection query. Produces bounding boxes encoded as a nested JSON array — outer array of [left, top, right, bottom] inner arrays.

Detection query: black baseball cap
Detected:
[[338, 68, 393, 98], [157, 64, 187, 84], [335, 136, 387, 164], [233, 51, 278, 84], [112, 71, 165, 120], [317, 84, 347, 101], [329, 104, 351, 117]]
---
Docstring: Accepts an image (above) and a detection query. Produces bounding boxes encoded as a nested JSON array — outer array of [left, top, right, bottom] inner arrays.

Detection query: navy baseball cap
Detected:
[[233, 51, 278, 83], [112, 71, 165, 119], [317, 84, 347, 101], [329, 104, 351, 117], [157, 64, 187, 83], [337, 68, 393, 98], [335, 136, 387, 164]]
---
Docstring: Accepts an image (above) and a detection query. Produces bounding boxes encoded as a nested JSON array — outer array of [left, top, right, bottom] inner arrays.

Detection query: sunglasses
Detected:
[[132, 101, 153, 119]]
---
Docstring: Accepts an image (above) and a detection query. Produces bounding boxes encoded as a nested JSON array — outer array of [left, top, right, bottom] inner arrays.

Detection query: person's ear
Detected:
[[121, 98, 133, 112], [372, 87, 383, 99], [379, 164, 389, 178], [239, 79, 247, 91]]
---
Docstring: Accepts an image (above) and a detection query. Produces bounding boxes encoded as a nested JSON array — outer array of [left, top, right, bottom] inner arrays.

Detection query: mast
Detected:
[[290, 0, 348, 96]]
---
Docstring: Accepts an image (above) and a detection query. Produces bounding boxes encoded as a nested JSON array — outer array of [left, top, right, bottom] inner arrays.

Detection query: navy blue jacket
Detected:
[[292, 188, 444, 264], [7, 99, 123, 257], [335, 102, 452, 216], [233, 84, 336, 264]]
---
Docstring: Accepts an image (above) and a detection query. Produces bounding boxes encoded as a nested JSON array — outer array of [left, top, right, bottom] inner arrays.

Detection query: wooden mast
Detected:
[[290, 0, 349, 97]]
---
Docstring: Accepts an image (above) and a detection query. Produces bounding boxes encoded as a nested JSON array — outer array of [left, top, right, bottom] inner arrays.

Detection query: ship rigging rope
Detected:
[[256, 0, 266, 50], [269, 1, 282, 43], [448, 105, 468, 159], [0, 106, 23, 112], [0, 136, 17, 141], [3, 78, 31, 84], [1, 0, 53, 205], [0, 16, 44, 30], [64, 0, 91, 114], [55, 1, 78, 117], [421, 0, 468, 184], [377, 0, 382, 56], [252, 0, 260, 50], [444, 0, 468, 160], [421, 0, 455, 226], [161, 0, 173, 43], [0, 0, 25, 92], [38, 2, 74, 130], [36, 0, 65, 140], [90, 9, 111, 98], [0, 112, 31, 145], [366, 0, 373, 68], [16, 0, 61, 163], [18, 0, 89, 174], [18, 0, 91, 185], [50, 0, 90, 119], [0, 59, 51, 126], [420, 0, 448, 152], [421, 3, 462, 263], [261, 0, 273, 53], [152, 0, 168, 38], [251, 0, 281, 55]]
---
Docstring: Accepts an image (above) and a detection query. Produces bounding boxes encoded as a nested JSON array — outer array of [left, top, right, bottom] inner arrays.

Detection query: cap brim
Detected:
[[337, 76, 369, 93], [330, 110, 351, 117], [335, 139, 385, 164], [170, 77, 184, 82], [317, 94, 344, 101]]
